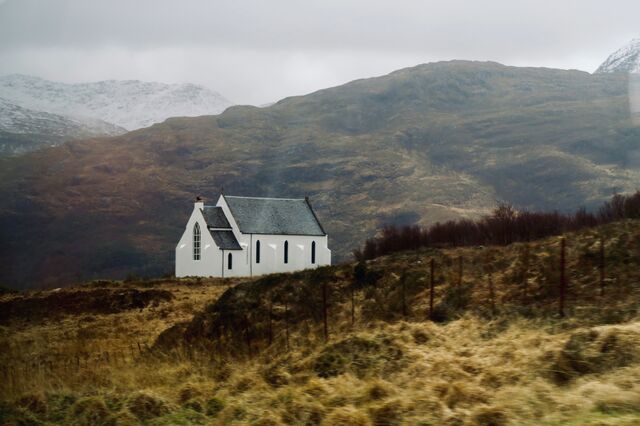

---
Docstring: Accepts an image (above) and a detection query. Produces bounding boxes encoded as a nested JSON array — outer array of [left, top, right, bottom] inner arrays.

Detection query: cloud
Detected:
[[0, 0, 639, 104]]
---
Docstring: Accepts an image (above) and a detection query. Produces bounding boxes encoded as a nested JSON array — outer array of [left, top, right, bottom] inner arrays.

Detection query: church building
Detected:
[[175, 195, 331, 278]]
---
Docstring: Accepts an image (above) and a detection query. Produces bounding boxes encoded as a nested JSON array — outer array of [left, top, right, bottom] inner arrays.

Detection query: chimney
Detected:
[[194, 196, 204, 210]]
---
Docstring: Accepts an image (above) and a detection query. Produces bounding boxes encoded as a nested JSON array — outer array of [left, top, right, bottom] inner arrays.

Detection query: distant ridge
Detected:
[[0, 74, 234, 131], [595, 38, 640, 73]]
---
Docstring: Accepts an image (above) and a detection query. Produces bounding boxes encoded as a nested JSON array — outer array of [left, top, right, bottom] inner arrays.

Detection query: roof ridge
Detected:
[[223, 195, 305, 201]]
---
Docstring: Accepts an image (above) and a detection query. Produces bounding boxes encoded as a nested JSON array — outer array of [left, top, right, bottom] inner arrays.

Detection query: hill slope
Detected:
[[0, 98, 125, 155], [2, 221, 640, 425], [1, 61, 640, 288], [0, 74, 234, 131], [596, 38, 640, 74]]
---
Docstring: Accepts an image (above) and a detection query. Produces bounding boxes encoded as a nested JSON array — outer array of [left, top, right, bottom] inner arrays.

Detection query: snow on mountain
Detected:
[[0, 74, 234, 131], [0, 97, 125, 155], [595, 38, 640, 74]]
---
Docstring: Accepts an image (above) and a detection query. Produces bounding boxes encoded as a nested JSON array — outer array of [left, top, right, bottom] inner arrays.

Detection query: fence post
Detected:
[[429, 258, 435, 320], [522, 244, 530, 303], [559, 237, 566, 318], [243, 314, 252, 357], [351, 285, 355, 327], [401, 273, 407, 318], [285, 299, 290, 352], [322, 282, 329, 342], [268, 298, 273, 346], [599, 236, 605, 297], [488, 268, 496, 317]]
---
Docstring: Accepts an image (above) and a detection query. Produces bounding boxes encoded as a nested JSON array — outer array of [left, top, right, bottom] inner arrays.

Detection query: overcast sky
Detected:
[[0, 0, 638, 105]]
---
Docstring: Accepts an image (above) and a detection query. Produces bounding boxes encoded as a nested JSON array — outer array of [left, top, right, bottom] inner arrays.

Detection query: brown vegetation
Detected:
[[355, 191, 640, 260], [2, 220, 640, 424]]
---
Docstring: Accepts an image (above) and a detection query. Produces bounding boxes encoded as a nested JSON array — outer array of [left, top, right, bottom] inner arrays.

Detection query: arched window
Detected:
[[228, 253, 233, 270], [284, 240, 289, 264], [311, 241, 316, 264], [193, 222, 201, 260], [256, 240, 261, 264]]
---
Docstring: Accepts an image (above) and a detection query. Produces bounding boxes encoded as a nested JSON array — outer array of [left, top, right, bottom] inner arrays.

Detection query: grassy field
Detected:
[[2, 220, 640, 425]]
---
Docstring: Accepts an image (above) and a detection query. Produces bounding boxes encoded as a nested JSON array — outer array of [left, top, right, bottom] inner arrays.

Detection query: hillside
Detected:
[[596, 38, 640, 74], [1, 220, 640, 425], [1, 61, 640, 288], [0, 74, 234, 131], [0, 98, 125, 155]]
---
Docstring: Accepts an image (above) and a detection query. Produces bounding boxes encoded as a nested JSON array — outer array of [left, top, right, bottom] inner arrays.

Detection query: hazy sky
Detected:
[[0, 0, 638, 105]]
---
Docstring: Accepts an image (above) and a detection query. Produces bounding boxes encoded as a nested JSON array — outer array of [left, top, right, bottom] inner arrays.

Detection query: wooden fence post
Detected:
[[243, 314, 252, 357], [599, 236, 605, 297], [488, 268, 496, 317], [285, 299, 290, 352], [268, 298, 273, 346], [559, 237, 566, 318], [429, 258, 435, 320], [351, 285, 355, 327], [401, 273, 407, 318], [522, 244, 530, 303], [322, 282, 329, 342]]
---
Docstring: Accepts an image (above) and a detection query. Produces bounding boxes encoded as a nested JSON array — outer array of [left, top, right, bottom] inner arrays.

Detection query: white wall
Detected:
[[248, 234, 331, 276], [176, 199, 332, 278], [175, 203, 223, 278]]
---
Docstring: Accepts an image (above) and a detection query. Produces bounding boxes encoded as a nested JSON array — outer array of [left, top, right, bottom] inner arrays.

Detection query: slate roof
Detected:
[[223, 195, 326, 236], [211, 230, 242, 250], [201, 206, 231, 229]]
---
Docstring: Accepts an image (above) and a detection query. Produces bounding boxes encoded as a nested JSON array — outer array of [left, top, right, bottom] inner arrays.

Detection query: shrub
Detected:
[[470, 405, 508, 426], [67, 397, 113, 426], [146, 408, 207, 425], [552, 325, 640, 384], [366, 380, 394, 401], [111, 409, 139, 426], [369, 399, 404, 425], [182, 399, 203, 413], [46, 393, 77, 423], [126, 393, 169, 420], [323, 406, 371, 426], [0, 401, 42, 426], [15, 394, 47, 415], [205, 398, 224, 417], [313, 336, 403, 379], [177, 384, 201, 404], [262, 362, 291, 387]]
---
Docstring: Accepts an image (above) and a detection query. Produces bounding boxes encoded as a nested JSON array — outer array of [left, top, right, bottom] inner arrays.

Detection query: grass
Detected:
[[1, 221, 640, 424]]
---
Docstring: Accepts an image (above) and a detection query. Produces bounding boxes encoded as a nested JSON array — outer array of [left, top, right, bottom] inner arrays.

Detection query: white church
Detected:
[[175, 195, 331, 278]]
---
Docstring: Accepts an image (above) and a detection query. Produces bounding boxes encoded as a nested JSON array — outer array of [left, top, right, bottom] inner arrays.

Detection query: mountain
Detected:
[[0, 74, 234, 131], [596, 38, 640, 74], [0, 98, 125, 155], [1, 61, 639, 289]]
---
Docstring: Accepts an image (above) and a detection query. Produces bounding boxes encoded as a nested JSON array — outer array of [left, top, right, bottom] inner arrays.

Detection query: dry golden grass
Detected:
[[2, 221, 640, 425]]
